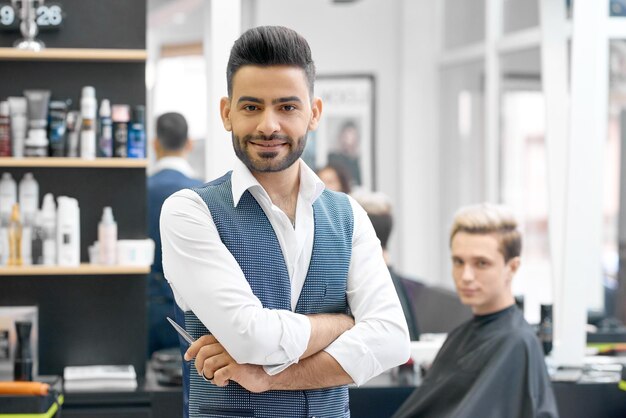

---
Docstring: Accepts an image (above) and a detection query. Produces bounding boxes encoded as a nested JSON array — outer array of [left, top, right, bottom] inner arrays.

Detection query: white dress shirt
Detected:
[[160, 159, 410, 386]]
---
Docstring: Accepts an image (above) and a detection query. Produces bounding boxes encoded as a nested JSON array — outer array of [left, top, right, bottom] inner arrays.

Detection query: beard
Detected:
[[232, 132, 308, 173]]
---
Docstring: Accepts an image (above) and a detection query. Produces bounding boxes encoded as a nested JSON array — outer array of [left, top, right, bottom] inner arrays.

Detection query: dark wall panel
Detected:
[[0, 62, 145, 108], [0, 0, 148, 379], [0, 0, 146, 49], [0, 275, 147, 376]]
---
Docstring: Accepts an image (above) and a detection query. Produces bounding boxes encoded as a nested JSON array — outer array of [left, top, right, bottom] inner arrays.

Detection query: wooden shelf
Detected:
[[0, 157, 147, 168], [0, 48, 147, 62], [0, 263, 150, 276]]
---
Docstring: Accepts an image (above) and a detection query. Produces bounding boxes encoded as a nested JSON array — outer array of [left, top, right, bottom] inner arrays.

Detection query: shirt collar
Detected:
[[149, 156, 196, 178], [231, 159, 325, 207]]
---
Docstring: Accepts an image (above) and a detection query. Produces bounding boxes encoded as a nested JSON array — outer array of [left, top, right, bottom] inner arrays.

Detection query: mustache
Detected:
[[243, 134, 292, 142]]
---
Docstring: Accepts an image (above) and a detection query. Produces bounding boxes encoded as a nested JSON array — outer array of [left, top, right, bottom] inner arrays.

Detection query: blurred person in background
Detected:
[[147, 112, 203, 356], [328, 120, 361, 187], [317, 161, 352, 194], [352, 190, 421, 340]]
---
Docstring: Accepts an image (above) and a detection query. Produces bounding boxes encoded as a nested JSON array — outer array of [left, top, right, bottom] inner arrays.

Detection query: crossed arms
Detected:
[[160, 190, 410, 392], [185, 313, 356, 392]]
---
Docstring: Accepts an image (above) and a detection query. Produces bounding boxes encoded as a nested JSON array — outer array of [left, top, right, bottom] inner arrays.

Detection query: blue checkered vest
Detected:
[[176, 172, 354, 418]]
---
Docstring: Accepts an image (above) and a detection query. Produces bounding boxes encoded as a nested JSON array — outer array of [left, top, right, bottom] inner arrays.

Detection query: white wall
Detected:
[[398, 1, 443, 285]]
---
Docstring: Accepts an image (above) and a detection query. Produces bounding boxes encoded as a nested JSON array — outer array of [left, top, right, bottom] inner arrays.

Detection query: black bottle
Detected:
[[514, 295, 525, 313], [13, 321, 33, 381], [538, 304, 553, 356]]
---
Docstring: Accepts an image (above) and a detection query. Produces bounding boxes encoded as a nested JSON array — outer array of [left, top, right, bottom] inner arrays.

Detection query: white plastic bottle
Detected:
[[0, 172, 17, 224], [18, 173, 38, 265], [97, 206, 117, 265], [41, 193, 57, 265], [8, 97, 27, 158], [56, 196, 80, 266], [19, 172, 39, 226], [80, 86, 97, 160]]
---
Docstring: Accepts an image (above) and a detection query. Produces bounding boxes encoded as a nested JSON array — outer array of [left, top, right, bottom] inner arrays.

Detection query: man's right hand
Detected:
[[184, 334, 274, 392], [185, 335, 236, 383]]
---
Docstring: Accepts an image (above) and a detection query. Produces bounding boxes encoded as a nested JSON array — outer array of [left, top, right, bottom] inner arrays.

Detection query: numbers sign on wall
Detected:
[[0, 2, 64, 30]]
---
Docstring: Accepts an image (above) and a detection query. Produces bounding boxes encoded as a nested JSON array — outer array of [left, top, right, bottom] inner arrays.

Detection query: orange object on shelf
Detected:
[[0, 381, 50, 396]]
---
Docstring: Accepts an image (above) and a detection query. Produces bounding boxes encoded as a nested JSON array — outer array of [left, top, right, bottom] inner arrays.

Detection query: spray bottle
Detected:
[[80, 86, 97, 159], [98, 206, 117, 265], [0, 173, 17, 224]]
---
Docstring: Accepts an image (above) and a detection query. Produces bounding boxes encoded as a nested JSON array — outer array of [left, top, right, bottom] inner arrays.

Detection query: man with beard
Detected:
[[160, 26, 410, 418]]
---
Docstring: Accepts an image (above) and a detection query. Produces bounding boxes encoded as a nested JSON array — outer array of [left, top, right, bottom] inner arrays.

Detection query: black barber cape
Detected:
[[392, 305, 559, 418]]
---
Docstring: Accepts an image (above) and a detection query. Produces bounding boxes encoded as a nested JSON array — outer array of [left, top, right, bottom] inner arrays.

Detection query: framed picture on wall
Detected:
[[303, 74, 376, 191]]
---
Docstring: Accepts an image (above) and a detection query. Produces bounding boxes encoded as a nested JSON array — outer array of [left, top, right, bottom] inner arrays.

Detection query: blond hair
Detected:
[[449, 203, 521, 262]]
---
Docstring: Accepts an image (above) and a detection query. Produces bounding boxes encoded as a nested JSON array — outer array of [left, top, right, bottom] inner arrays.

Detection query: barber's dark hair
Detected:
[[156, 112, 188, 151], [226, 26, 316, 97], [369, 213, 393, 250]]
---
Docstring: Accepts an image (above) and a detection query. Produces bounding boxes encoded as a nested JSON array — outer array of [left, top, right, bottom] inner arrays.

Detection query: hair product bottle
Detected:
[[0, 101, 11, 157], [24, 129, 48, 157], [0, 172, 14, 265], [0, 173, 17, 224], [41, 193, 56, 265], [127, 105, 145, 159], [48, 100, 68, 157], [112, 105, 130, 158], [56, 196, 80, 266], [80, 86, 97, 160], [98, 206, 117, 265], [7, 97, 27, 158], [65, 111, 82, 158], [19, 172, 39, 226], [18, 173, 37, 266], [8, 202, 22, 266], [97, 99, 113, 158], [13, 321, 33, 381], [31, 211, 44, 265]]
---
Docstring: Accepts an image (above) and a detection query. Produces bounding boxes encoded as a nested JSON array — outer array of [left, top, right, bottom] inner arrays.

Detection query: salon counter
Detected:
[[59, 364, 626, 418]]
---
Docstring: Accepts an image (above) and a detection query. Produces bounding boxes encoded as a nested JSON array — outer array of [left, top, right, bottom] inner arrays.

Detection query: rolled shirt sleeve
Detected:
[[324, 197, 411, 386], [160, 189, 311, 367]]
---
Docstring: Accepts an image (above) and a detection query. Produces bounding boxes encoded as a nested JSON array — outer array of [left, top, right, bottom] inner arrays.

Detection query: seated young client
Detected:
[[392, 203, 559, 418]]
